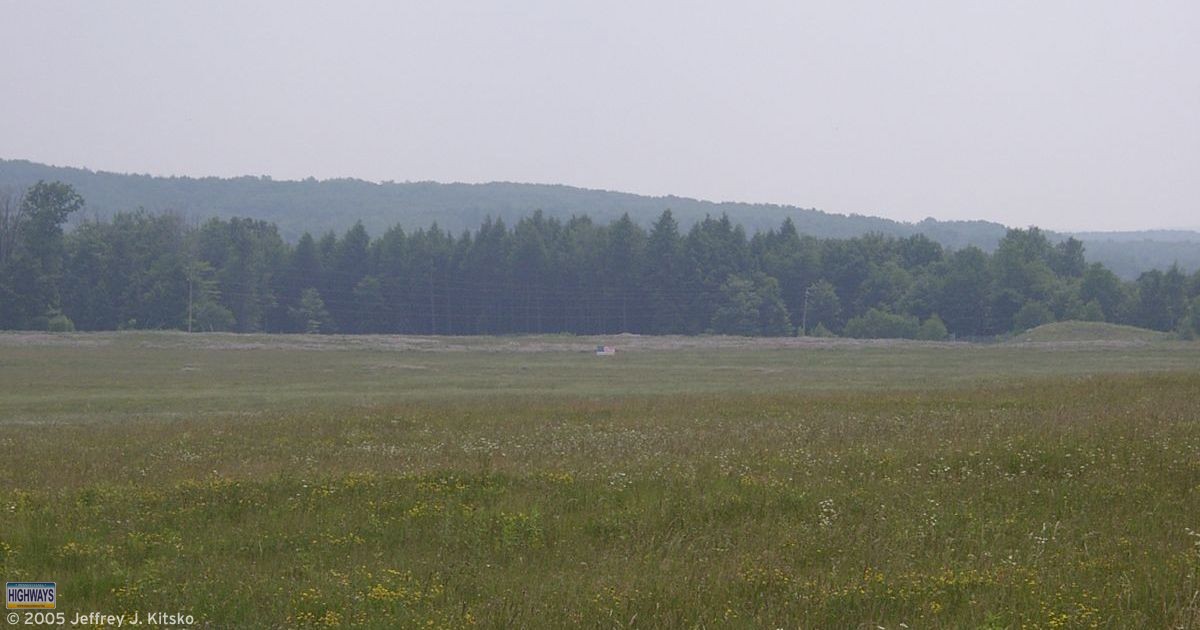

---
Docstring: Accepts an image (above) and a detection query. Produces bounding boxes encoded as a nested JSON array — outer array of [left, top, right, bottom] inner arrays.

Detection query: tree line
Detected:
[[2, 181, 1199, 338]]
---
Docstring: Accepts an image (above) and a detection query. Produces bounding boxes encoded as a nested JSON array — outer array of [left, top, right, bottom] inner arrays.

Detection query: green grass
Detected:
[[1012, 321, 1171, 343], [1, 331, 1198, 422], [2, 333, 1200, 628]]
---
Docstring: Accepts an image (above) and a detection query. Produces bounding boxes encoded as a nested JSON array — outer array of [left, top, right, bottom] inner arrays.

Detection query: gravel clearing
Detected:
[[1, 330, 1172, 354], [0, 330, 969, 353]]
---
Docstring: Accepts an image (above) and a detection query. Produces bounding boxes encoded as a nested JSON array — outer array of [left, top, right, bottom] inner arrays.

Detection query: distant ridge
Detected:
[[1070, 230, 1200, 243], [2, 157, 1197, 278]]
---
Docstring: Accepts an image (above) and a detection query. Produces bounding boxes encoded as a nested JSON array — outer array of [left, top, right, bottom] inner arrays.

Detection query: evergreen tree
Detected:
[[602, 214, 646, 332], [278, 232, 324, 330], [757, 218, 822, 330], [513, 212, 551, 333], [684, 215, 748, 333], [291, 288, 333, 334], [644, 210, 686, 333], [327, 222, 370, 331]]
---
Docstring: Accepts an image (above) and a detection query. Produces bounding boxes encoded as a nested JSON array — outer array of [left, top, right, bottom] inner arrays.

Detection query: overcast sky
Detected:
[[1, 1, 1197, 231]]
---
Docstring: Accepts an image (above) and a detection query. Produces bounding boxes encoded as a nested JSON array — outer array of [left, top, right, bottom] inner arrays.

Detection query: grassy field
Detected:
[[1, 332, 1199, 628]]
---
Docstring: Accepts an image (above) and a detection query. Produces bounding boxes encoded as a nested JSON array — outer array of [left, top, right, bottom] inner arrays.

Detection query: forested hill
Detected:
[[2, 158, 1198, 278], [0, 159, 1007, 245]]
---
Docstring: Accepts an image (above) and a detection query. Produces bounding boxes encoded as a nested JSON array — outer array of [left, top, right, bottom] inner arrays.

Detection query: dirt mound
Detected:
[[1011, 321, 1169, 343]]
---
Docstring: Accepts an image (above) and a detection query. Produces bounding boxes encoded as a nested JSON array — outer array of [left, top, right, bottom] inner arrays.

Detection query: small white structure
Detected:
[[595, 345, 616, 356]]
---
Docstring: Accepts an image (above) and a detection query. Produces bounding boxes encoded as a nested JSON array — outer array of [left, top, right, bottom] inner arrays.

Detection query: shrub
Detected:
[[916, 315, 949, 341], [843, 308, 919, 339], [1178, 297, 1200, 340], [46, 312, 76, 332], [193, 302, 236, 332], [810, 323, 836, 338]]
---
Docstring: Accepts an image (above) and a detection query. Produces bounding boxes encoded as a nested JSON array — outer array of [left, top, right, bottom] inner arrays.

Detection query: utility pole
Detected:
[[429, 274, 436, 335], [801, 284, 813, 336], [187, 272, 193, 333]]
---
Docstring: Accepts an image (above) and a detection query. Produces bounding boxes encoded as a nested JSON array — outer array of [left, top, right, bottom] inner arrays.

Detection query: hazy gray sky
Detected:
[[1, 1, 1197, 231]]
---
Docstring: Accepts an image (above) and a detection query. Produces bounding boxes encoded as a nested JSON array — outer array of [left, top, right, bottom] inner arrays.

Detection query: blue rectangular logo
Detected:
[[6, 582, 56, 609]]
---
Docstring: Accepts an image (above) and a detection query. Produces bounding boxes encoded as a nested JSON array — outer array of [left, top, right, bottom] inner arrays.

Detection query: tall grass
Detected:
[[2, 372, 1199, 627]]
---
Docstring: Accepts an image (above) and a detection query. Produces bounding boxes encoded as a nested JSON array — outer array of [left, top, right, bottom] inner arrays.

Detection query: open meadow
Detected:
[[2, 331, 1200, 628]]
